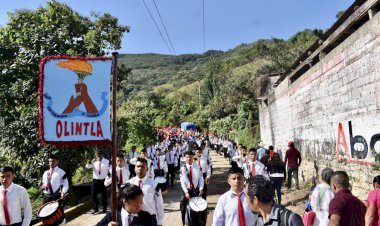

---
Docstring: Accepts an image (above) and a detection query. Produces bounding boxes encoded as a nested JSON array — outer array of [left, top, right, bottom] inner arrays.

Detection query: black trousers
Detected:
[[202, 173, 208, 199], [166, 164, 176, 186], [180, 190, 199, 225], [91, 179, 107, 211], [129, 164, 136, 178]]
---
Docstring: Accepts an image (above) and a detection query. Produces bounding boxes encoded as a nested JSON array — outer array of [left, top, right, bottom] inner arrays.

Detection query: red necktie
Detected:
[[138, 180, 142, 188], [3, 190, 10, 225], [158, 158, 160, 170], [46, 168, 53, 191], [119, 169, 123, 185], [251, 163, 255, 176], [238, 192, 246, 226], [189, 166, 194, 190], [128, 214, 133, 225], [198, 159, 200, 167], [98, 161, 101, 176]]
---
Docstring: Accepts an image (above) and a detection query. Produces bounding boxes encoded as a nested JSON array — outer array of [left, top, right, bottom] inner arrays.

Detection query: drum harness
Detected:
[[44, 170, 66, 197]]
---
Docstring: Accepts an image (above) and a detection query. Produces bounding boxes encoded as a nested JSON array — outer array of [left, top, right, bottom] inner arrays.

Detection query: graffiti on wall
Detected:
[[336, 121, 380, 165]]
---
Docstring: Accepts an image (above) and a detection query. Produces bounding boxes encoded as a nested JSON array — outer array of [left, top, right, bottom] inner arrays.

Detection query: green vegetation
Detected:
[[0, 0, 324, 209]]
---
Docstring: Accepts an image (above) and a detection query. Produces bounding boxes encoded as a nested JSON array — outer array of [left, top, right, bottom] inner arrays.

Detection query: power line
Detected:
[[142, 0, 173, 54], [152, 0, 176, 55], [202, 0, 206, 53]]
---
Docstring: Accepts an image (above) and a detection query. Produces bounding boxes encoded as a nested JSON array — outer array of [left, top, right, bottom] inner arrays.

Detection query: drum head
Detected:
[[155, 176, 167, 184], [189, 197, 207, 212], [38, 201, 59, 217], [129, 157, 137, 165]]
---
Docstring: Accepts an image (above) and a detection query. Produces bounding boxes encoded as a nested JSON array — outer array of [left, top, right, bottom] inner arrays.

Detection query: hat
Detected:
[[259, 142, 264, 147], [288, 141, 294, 147]]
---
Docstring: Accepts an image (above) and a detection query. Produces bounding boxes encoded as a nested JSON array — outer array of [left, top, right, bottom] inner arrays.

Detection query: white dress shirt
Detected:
[[180, 163, 204, 193], [243, 160, 268, 180], [40, 166, 69, 195], [104, 166, 130, 189], [0, 183, 32, 226], [127, 152, 139, 163], [165, 150, 178, 166], [195, 157, 211, 178], [128, 175, 164, 225], [121, 207, 138, 226], [212, 188, 257, 226], [152, 156, 168, 174], [85, 158, 110, 180]]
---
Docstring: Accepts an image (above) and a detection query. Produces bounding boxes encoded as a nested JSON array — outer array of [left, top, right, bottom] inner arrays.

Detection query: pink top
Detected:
[[367, 189, 380, 226]]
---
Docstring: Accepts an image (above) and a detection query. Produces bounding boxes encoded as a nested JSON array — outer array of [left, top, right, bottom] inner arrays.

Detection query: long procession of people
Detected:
[[1, 129, 380, 226]]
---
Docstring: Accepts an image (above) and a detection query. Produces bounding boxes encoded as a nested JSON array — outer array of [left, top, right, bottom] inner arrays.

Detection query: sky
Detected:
[[0, 0, 354, 55]]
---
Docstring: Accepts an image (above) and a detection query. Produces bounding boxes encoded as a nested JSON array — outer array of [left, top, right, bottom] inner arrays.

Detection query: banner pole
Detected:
[[111, 52, 119, 222]]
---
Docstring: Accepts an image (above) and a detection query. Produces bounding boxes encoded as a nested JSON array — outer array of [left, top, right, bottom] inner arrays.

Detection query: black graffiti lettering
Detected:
[[370, 134, 380, 153], [348, 121, 368, 159]]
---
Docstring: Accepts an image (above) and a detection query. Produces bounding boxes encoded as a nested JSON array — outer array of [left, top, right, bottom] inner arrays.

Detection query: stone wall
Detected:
[[259, 11, 380, 198]]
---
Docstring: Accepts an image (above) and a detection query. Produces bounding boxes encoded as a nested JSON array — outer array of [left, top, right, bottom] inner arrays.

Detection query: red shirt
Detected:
[[329, 189, 366, 226], [285, 147, 301, 168]]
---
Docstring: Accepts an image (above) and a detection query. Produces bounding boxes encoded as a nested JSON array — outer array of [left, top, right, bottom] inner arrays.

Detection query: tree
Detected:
[[0, 0, 129, 184]]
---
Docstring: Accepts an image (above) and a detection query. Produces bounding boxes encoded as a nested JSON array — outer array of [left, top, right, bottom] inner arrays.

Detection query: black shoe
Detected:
[[102, 209, 107, 213], [91, 209, 98, 214]]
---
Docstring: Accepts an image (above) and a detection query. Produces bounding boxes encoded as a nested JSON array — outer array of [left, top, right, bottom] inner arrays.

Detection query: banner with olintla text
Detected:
[[39, 56, 113, 146]]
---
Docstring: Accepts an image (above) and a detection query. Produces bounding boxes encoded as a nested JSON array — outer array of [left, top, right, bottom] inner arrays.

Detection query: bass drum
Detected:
[[37, 201, 66, 226], [185, 197, 207, 226], [155, 176, 168, 196]]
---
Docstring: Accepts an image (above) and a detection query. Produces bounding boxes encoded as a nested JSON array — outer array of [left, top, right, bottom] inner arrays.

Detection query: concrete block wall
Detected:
[[259, 12, 380, 198]]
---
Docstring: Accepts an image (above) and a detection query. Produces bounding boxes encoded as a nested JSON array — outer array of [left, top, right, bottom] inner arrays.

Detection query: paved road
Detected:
[[64, 149, 231, 226]]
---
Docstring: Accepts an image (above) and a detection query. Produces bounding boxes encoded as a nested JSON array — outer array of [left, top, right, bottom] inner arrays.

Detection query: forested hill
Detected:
[[115, 29, 323, 149]]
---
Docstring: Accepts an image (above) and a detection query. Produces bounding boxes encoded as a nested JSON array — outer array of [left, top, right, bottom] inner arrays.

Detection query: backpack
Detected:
[[279, 206, 293, 226]]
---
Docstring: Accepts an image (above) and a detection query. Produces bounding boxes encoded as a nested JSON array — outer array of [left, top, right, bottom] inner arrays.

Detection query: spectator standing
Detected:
[[365, 175, 380, 226], [284, 141, 301, 190], [310, 167, 334, 226], [329, 171, 365, 226]]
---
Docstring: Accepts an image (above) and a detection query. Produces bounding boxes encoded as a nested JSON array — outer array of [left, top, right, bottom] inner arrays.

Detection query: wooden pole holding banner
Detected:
[[111, 52, 119, 222]]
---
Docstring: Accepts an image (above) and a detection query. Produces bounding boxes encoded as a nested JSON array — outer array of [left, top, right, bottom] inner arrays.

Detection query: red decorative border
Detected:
[[38, 55, 113, 147]]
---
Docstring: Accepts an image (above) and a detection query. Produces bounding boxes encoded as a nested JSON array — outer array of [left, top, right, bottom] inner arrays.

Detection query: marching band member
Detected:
[[153, 148, 168, 178], [85, 150, 110, 214], [195, 147, 211, 200], [127, 146, 139, 178], [104, 153, 130, 191], [128, 158, 164, 226], [40, 154, 69, 204], [165, 144, 178, 187], [212, 167, 256, 226], [0, 166, 32, 226], [140, 149, 154, 179], [243, 148, 268, 180], [180, 151, 204, 226]]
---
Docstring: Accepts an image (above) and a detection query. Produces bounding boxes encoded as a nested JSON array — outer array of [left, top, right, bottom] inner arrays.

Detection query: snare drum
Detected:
[[186, 197, 208, 226], [154, 176, 168, 196], [37, 201, 66, 226]]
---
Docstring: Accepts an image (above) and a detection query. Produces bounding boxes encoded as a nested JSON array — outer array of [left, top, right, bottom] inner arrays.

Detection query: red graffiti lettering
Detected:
[[336, 122, 350, 160]]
